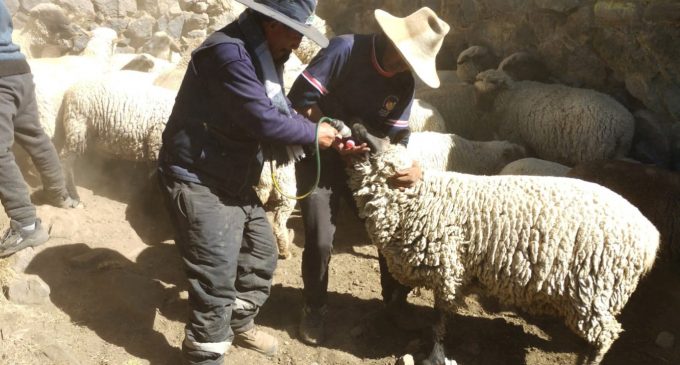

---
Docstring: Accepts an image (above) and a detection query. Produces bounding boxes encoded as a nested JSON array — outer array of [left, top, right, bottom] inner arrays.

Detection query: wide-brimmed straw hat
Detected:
[[234, 0, 328, 47], [374, 7, 450, 88]]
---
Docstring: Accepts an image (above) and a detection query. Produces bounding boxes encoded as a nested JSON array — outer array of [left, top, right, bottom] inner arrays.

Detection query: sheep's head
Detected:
[[473, 69, 513, 111], [456, 45, 497, 84]]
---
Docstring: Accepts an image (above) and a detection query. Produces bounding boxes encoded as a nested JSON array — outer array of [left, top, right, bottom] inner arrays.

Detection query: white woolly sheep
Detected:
[[256, 161, 297, 259], [499, 157, 571, 177], [58, 71, 177, 200], [408, 99, 447, 133], [567, 160, 680, 263], [13, 3, 77, 58], [29, 27, 119, 139], [474, 69, 635, 166], [456, 45, 498, 84], [407, 131, 526, 175], [415, 82, 493, 141], [346, 124, 659, 365]]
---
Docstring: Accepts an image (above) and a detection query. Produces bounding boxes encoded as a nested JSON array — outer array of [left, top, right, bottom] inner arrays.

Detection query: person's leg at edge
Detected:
[[11, 73, 71, 206], [0, 74, 37, 228]]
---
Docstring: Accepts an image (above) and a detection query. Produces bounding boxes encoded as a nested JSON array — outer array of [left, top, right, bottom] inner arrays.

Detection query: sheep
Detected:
[[346, 124, 659, 365], [13, 3, 78, 58], [567, 160, 680, 263], [499, 157, 571, 177], [58, 71, 177, 200], [455, 45, 498, 84], [256, 161, 296, 259], [474, 69, 635, 166], [29, 27, 119, 139], [415, 82, 492, 141], [407, 99, 447, 133], [407, 131, 526, 175]]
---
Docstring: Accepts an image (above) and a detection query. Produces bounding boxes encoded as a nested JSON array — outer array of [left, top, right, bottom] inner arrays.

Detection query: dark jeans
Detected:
[[0, 72, 67, 227], [158, 172, 278, 365], [296, 149, 410, 309]]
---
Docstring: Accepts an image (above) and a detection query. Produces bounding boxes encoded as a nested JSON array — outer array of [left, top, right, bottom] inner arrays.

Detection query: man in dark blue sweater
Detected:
[[157, 0, 338, 363], [288, 7, 450, 345], [0, 2, 76, 258]]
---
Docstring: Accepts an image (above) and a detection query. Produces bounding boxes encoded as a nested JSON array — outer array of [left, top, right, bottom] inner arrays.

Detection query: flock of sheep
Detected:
[[19, 11, 680, 365]]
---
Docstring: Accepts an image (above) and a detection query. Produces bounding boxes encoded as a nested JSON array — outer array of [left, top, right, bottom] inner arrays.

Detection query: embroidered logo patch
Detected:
[[378, 95, 399, 117]]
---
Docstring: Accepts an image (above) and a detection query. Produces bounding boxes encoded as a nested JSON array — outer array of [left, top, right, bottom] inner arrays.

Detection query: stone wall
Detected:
[[316, 0, 680, 127], [9, 0, 680, 166]]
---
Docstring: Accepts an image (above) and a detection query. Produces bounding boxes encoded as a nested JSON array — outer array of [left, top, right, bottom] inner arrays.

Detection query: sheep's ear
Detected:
[[351, 123, 389, 154]]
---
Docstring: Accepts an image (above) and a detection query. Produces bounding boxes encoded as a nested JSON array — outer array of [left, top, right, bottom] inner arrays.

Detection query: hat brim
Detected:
[[234, 0, 329, 48], [375, 9, 440, 88]]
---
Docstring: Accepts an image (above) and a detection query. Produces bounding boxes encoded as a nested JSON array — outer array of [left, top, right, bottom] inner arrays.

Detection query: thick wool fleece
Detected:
[[347, 143, 659, 361]]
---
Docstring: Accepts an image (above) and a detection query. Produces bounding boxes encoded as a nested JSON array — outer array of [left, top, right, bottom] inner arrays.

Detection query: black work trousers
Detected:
[[296, 149, 410, 309], [158, 172, 278, 365]]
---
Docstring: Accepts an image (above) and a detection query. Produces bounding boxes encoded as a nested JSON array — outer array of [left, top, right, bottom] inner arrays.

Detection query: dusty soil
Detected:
[[1, 156, 679, 365]]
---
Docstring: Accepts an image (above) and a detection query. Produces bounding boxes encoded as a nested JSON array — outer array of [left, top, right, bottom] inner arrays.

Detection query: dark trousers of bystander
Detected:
[[0, 72, 68, 227], [158, 172, 278, 365], [296, 148, 410, 309]]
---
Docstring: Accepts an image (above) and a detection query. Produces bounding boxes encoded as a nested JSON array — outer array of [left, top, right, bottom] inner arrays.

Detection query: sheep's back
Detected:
[[61, 74, 176, 161], [420, 172, 659, 316], [494, 82, 635, 165], [568, 160, 680, 260]]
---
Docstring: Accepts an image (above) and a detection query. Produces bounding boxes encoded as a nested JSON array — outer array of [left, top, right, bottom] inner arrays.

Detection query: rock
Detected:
[[55, 0, 95, 21], [9, 247, 36, 274], [655, 331, 675, 349], [125, 14, 156, 49], [183, 12, 209, 35], [92, 0, 137, 18], [5, 274, 50, 305]]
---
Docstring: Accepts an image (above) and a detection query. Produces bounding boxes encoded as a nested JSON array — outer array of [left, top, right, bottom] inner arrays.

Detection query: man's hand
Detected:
[[317, 122, 339, 149], [332, 139, 370, 158], [389, 160, 422, 190]]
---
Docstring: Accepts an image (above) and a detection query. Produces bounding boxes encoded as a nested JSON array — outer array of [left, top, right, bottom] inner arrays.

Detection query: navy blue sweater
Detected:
[[0, 1, 29, 76]]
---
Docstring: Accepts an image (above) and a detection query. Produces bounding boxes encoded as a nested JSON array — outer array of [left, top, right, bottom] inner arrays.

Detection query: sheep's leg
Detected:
[[422, 309, 457, 365], [271, 196, 295, 259], [60, 152, 80, 201], [578, 314, 621, 365]]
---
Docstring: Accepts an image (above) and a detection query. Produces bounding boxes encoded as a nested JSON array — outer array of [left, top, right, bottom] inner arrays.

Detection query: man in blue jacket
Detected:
[[157, 0, 338, 363], [0, 2, 77, 258], [288, 7, 450, 345]]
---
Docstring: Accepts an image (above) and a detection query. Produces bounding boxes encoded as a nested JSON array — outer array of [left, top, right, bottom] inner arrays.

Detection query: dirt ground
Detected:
[[1, 156, 679, 365]]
